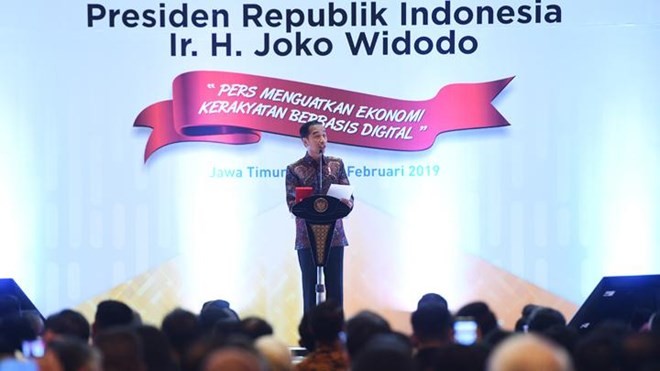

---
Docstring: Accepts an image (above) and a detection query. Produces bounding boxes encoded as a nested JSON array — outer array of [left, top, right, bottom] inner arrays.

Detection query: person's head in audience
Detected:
[[203, 347, 265, 371], [181, 334, 260, 371], [161, 308, 201, 362], [241, 316, 273, 340], [199, 300, 241, 337], [526, 307, 566, 333], [44, 309, 91, 344], [297, 311, 315, 352], [351, 333, 414, 371], [455, 301, 498, 341], [92, 300, 135, 337], [573, 321, 630, 371], [345, 310, 391, 360], [514, 304, 541, 332], [94, 327, 147, 371], [541, 324, 579, 355], [0, 295, 26, 358], [417, 293, 448, 310], [201, 300, 237, 327], [47, 336, 102, 371], [134, 325, 178, 371], [201, 299, 231, 312], [0, 313, 37, 358], [487, 333, 573, 371], [411, 303, 453, 348], [309, 300, 345, 347], [22, 310, 45, 338], [416, 343, 488, 371], [621, 331, 660, 371], [180, 336, 216, 371], [254, 335, 293, 371], [36, 350, 66, 371], [294, 301, 348, 370]]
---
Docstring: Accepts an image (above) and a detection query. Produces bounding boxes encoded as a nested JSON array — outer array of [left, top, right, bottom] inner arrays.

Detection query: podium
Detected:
[[292, 195, 352, 305]]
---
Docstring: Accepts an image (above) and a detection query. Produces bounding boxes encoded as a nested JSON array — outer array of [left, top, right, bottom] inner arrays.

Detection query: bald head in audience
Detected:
[[254, 335, 293, 371], [488, 334, 573, 371], [203, 348, 266, 371]]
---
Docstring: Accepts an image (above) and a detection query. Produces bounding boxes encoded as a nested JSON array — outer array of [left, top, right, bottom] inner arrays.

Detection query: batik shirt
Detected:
[[285, 153, 351, 250], [294, 343, 349, 371]]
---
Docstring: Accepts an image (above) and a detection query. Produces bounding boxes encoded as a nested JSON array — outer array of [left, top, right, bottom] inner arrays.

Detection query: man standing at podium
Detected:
[[285, 120, 353, 313]]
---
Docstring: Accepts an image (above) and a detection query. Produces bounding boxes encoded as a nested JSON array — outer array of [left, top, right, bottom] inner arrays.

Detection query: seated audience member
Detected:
[[455, 301, 499, 341], [199, 300, 241, 337], [410, 303, 454, 370], [573, 321, 630, 371], [417, 293, 448, 310], [0, 313, 37, 359], [161, 308, 202, 364], [43, 309, 91, 344], [94, 327, 146, 371], [200, 300, 238, 323], [487, 333, 573, 371], [295, 300, 348, 371], [134, 325, 178, 371], [345, 310, 391, 361], [514, 304, 541, 332], [203, 347, 266, 371], [526, 307, 566, 333], [296, 312, 315, 353], [255, 335, 293, 371], [540, 324, 579, 355], [201, 299, 232, 312], [182, 332, 261, 371], [22, 310, 45, 339], [416, 343, 488, 371], [411, 302, 453, 349], [92, 300, 136, 338], [621, 332, 660, 371], [241, 316, 274, 340], [351, 333, 414, 371], [0, 300, 48, 347], [37, 350, 66, 371], [47, 336, 102, 371], [0, 295, 34, 360], [516, 305, 574, 353]]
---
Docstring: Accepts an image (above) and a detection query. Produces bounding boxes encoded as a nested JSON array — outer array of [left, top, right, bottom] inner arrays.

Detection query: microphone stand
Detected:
[[316, 149, 326, 305]]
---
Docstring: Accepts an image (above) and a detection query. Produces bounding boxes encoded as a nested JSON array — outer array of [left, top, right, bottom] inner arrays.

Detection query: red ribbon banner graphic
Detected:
[[134, 71, 513, 161]]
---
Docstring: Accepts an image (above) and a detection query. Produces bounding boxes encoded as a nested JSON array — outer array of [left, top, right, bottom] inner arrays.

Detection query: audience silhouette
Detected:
[[2, 293, 660, 371]]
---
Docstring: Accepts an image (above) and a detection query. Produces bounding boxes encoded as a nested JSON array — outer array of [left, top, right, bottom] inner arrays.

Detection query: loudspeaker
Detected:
[[0, 278, 43, 319], [568, 274, 660, 333]]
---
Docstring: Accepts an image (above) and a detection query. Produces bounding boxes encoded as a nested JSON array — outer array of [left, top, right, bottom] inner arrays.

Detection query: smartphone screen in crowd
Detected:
[[453, 317, 478, 345], [21, 338, 45, 358]]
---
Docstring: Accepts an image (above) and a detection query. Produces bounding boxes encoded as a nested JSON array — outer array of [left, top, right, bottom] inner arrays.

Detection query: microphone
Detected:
[[318, 149, 323, 192]]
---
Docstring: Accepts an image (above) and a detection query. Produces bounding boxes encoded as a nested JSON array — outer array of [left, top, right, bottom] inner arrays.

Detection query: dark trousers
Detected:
[[297, 246, 344, 314]]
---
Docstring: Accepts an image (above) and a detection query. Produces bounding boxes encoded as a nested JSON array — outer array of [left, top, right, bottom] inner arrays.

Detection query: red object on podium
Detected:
[[295, 187, 314, 204]]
